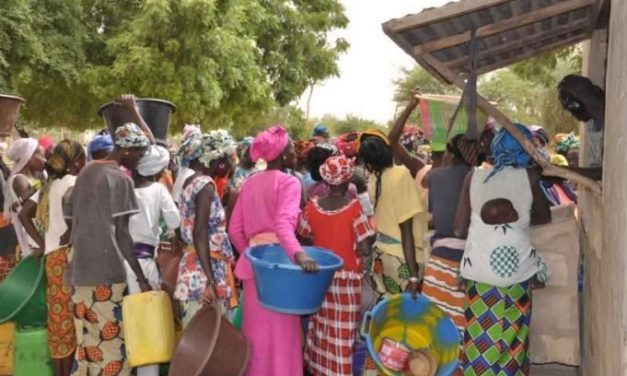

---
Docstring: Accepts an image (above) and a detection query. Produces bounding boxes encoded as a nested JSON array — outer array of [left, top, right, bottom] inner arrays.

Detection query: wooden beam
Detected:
[[420, 53, 602, 194], [383, 0, 515, 34], [413, 0, 595, 55], [474, 33, 590, 75], [445, 19, 589, 69]]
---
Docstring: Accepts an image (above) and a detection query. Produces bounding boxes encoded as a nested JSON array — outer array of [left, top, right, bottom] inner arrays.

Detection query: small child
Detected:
[[298, 155, 375, 376]]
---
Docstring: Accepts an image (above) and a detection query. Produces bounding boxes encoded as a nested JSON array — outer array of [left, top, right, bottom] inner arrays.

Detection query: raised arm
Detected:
[[117, 94, 155, 144], [388, 94, 427, 177]]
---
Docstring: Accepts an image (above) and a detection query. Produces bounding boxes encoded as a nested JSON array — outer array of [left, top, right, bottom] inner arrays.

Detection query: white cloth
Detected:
[[129, 183, 180, 247], [31, 175, 76, 254], [3, 138, 38, 216], [6, 174, 37, 256], [461, 166, 543, 286], [172, 167, 195, 204], [137, 145, 170, 177]]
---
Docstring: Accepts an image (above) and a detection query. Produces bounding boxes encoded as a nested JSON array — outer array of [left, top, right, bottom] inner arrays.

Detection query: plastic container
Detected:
[[169, 303, 249, 376], [360, 293, 460, 376], [13, 326, 53, 376], [123, 291, 175, 367], [98, 98, 176, 144], [0, 94, 25, 137], [0, 323, 14, 375], [0, 256, 47, 326], [245, 245, 344, 315]]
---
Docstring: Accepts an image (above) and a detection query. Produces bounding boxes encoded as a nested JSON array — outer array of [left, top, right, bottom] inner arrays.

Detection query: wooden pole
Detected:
[[421, 54, 602, 194]]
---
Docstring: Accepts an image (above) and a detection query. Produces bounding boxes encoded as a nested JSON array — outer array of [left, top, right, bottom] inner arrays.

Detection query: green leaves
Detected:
[[2, 0, 347, 134]]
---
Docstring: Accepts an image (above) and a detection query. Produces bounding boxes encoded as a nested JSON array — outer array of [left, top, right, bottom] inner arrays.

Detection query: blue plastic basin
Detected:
[[245, 245, 343, 315]]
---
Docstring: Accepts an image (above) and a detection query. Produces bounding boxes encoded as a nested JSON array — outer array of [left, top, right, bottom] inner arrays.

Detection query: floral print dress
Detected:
[[174, 175, 237, 312]]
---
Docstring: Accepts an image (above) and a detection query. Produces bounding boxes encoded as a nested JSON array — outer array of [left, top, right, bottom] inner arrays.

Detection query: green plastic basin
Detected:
[[0, 256, 47, 326]]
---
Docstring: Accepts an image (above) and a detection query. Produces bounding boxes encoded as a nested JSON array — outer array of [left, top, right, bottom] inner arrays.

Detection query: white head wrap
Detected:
[[7, 138, 39, 178], [137, 145, 170, 177]]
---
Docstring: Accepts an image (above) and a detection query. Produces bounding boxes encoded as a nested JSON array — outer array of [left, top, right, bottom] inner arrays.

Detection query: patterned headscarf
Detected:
[[198, 129, 235, 168], [294, 140, 314, 165], [250, 125, 290, 163], [237, 136, 254, 160], [37, 140, 85, 232], [528, 125, 550, 146], [335, 132, 360, 158], [555, 133, 580, 155], [178, 133, 203, 168], [183, 124, 202, 140], [319, 155, 355, 186], [114, 123, 150, 149], [484, 123, 533, 183], [356, 129, 390, 152]]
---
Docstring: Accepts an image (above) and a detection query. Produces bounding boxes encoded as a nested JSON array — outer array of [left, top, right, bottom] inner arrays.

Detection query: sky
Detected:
[[298, 0, 453, 124]]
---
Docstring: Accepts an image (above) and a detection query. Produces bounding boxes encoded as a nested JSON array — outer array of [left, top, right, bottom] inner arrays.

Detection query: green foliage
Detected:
[[313, 114, 384, 137], [1, 0, 348, 135]]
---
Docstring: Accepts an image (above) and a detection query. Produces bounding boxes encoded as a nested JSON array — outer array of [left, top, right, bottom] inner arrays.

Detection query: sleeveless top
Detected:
[[6, 174, 39, 256], [460, 166, 542, 286]]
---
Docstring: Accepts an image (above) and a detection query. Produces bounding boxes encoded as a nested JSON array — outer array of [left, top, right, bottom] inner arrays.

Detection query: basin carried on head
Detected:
[[0, 94, 25, 137], [169, 303, 249, 376], [245, 245, 344, 315], [360, 293, 460, 376], [0, 256, 47, 327], [98, 98, 176, 144]]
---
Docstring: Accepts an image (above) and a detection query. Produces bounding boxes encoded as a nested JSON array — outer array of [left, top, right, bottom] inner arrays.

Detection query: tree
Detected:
[[311, 114, 384, 137], [2, 0, 348, 134]]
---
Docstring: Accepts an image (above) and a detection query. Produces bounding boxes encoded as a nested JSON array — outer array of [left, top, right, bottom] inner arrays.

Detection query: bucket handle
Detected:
[[360, 311, 373, 339]]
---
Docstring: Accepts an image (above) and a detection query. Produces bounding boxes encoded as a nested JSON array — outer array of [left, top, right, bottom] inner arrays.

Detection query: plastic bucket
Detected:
[[98, 98, 176, 144], [245, 245, 344, 315], [360, 293, 459, 376], [13, 326, 53, 376], [0, 95, 25, 137], [168, 303, 249, 376], [0, 256, 47, 326]]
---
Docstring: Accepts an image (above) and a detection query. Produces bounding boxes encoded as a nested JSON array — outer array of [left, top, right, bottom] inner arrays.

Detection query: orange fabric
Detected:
[[45, 247, 76, 358], [215, 176, 228, 199], [159, 170, 174, 194]]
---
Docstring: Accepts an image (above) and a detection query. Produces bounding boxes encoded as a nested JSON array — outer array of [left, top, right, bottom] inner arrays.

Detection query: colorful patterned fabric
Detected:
[[319, 155, 355, 186], [0, 254, 16, 282], [46, 246, 76, 358], [555, 133, 580, 155], [463, 280, 531, 376], [305, 271, 361, 376], [367, 248, 414, 300], [422, 253, 466, 338], [198, 129, 235, 168], [71, 283, 129, 376], [484, 124, 533, 183], [294, 140, 314, 166], [114, 123, 149, 149], [178, 133, 203, 168]]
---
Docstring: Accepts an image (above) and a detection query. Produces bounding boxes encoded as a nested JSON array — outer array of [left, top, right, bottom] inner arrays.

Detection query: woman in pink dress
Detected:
[[228, 125, 318, 376]]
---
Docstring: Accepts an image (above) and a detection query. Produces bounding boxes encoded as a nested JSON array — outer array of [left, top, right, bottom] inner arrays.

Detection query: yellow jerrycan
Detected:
[[123, 291, 175, 367], [0, 322, 14, 375]]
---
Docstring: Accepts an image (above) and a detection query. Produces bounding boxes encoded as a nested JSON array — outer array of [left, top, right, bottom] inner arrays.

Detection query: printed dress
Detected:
[[175, 175, 237, 326]]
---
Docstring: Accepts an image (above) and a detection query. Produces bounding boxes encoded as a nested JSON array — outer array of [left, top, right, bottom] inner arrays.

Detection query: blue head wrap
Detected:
[[484, 123, 533, 183], [87, 134, 113, 160], [313, 124, 329, 137]]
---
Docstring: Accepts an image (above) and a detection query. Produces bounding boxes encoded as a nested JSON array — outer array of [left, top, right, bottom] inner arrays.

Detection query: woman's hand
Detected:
[[295, 251, 319, 273], [31, 248, 44, 258], [117, 93, 139, 111], [138, 280, 153, 293], [202, 283, 217, 304], [406, 279, 420, 299]]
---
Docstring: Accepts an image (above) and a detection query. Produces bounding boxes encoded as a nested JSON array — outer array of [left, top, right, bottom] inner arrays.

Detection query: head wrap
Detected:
[[38, 136, 55, 152], [37, 140, 85, 232], [178, 133, 203, 168], [237, 136, 254, 160], [46, 140, 84, 178], [550, 154, 569, 167], [356, 129, 390, 152], [335, 132, 360, 158], [250, 125, 290, 163], [138, 145, 170, 177], [114, 123, 150, 149], [87, 134, 113, 160], [484, 123, 533, 182], [313, 124, 329, 137], [294, 140, 314, 166], [555, 133, 580, 155], [198, 129, 235, 168], [446, 135, 481, 167], [527, 125, 550, 146], [183, 124, 202, 141], [319, 155, 355, 186], [7, 138, 39, 177]]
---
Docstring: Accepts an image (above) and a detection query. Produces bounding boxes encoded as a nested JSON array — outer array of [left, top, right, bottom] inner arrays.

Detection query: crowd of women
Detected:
[[0, 88, 585, 376]]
